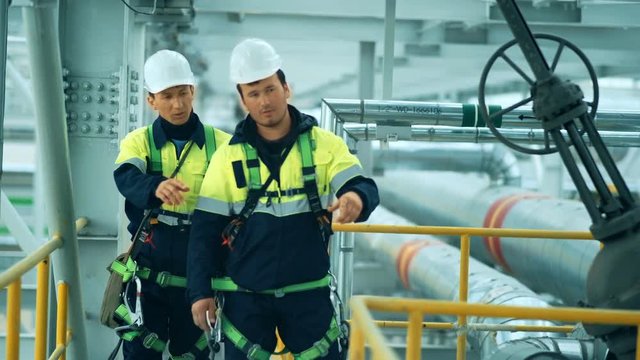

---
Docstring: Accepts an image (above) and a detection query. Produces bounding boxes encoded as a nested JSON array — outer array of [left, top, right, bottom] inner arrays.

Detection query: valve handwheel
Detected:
[[478, 33, 599, 155]]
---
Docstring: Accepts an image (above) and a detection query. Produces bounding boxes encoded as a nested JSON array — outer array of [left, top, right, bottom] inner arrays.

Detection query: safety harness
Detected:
[[216, 130, 347, 359], [147, 123, 217, 174], [108, 124, 218, 359]]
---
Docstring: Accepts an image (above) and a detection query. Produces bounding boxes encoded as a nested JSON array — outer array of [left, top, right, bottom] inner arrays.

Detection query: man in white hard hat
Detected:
[[187, 38, 379, 359], [111, 49, 230, 359]]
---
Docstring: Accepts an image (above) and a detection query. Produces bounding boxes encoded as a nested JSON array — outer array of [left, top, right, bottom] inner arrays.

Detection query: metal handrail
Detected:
[[332, 223, 592, 239], [2, 218, 87, 360], [0, 217, 88, 289], [369, 320, 575, 333], [350, 296, 640, 360], [333, 223, 609, 360]]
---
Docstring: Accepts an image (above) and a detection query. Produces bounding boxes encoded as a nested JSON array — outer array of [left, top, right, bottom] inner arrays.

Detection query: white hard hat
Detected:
[[143, 49, 195, 93], [229, 38, 282, 84]]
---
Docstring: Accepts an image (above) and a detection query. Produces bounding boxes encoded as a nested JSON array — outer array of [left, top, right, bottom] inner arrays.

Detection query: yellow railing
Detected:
[[331, 223, 640, 360], [1, 218, 87, 360], [350, 296, 640, 360]]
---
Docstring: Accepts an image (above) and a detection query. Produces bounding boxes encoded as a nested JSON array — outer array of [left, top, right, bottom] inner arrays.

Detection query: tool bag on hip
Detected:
[[100, 251, 133, 328], [99, 207, 156, 328]]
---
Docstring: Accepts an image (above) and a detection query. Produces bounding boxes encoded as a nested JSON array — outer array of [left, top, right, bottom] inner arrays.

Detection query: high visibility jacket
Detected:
[[114, 113, 231, 233], [187, 105, 379, 301]]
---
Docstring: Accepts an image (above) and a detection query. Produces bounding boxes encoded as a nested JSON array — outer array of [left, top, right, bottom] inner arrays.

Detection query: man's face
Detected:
[[147, 85, 194, 125], [239, 73, 290, 130]]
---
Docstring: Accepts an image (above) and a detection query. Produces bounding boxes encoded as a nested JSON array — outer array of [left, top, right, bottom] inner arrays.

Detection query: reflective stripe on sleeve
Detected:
[[115, 157, 147, 173], [330, 164, 363, 194]]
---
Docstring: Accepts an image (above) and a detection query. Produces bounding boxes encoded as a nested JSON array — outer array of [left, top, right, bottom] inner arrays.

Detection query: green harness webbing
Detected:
[[221, 313, 341, 360], [113, 304, 209, 358], [211, 274, 332, 297], [241, 131, 316, 194], [110, 256, 187, 288], [210, 274, 338, 359], [147, 123, 217, 174]]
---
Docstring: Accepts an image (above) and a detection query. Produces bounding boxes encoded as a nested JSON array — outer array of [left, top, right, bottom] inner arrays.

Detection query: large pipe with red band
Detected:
[[375, 171, 600, 307], [357, 206, 605, 359]]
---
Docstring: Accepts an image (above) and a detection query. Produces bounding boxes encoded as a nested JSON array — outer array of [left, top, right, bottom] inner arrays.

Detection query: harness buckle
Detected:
[[143, 332, 159, 349], [247, 344, 264, 360], [313, 338, 330, 357], [156, 271, 171, 287], [177, 352, 196, 360], [273, 288, 285, 298]]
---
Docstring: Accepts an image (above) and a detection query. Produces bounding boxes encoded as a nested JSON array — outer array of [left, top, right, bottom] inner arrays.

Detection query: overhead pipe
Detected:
[[342, 123, 640, 148], [23, 1, 89, 359], [321, 99, 640, 132], [375, 170, 600, 307], [357, 206, 606, 359], [373, 143, 521, 186]]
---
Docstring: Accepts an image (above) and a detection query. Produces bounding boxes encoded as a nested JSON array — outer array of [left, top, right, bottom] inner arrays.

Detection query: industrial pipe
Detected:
[[321, 99, 640, 132], [375, 170, 600, 307], [356, 206, 606, 359], [372, 143, 521, 186], [342, 123, 640, 148]]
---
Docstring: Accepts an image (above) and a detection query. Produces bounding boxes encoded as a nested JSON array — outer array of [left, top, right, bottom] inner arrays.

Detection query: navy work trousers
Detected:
[[123, 223, 209, 359], [222, 287, 341, 359]]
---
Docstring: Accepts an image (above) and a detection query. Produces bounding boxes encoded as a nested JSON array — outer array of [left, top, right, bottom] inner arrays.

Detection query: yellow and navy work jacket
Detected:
[[187, 105, 379, 302], [114, 113, 231, 234]]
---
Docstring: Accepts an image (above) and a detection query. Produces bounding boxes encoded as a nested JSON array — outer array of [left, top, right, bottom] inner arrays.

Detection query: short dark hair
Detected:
[[236, 69, 286, 98]]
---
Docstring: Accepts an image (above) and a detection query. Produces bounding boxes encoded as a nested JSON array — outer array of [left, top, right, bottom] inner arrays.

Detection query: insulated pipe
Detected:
[[321, 99, 640, 132], [23, 2, 89, 359], [343, 123, 640, 148], [372, 143, 521, 186], [375, 171, 600, 307], [356, 206, 604, 359]]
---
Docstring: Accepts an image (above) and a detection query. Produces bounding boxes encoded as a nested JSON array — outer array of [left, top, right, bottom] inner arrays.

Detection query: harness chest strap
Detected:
[[147, 123, 217, 174]]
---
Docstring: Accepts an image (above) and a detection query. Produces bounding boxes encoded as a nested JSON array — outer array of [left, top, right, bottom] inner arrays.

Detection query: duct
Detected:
[[375, 171, 600, 307], [373, 143, 521, 186], [321, 99, 640, 132], [357, 206, 604, 359], [342, 123, 640, 148], [23, 2, 90, 359]]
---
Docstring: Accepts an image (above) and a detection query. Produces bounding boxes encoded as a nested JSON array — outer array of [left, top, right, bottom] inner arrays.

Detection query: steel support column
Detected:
[[0, 0, 8, 189], [22, 1, 89, 358]]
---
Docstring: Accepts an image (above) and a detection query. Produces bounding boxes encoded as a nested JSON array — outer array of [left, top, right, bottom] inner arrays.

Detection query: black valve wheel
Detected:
[[478, 33, 599, 155]]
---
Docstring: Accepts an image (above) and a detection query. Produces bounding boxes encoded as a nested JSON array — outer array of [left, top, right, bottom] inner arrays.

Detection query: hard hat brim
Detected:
[[232, 67, 280, 85], [145, 77, 196, 94]]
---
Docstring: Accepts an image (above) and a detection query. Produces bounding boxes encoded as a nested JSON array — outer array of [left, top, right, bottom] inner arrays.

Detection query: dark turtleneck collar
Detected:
[[229, 104, 317, 146], [151, 112, 206, 149]]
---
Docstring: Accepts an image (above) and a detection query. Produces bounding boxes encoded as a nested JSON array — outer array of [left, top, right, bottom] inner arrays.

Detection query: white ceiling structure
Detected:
[[182, 0, 640, 110], [4, 0, 640, 126]]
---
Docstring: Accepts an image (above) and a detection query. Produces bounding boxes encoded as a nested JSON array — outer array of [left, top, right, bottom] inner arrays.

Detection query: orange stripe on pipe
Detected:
[[483, 193, 546, 271], [397, 241, 425, 289], [397, 240, 440, 289]]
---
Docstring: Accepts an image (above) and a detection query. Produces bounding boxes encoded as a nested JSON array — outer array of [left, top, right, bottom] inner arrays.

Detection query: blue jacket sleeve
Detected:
[[113, 163, 165, 209], [336, 176, 379, 222], [187, 209, 231, 304]]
